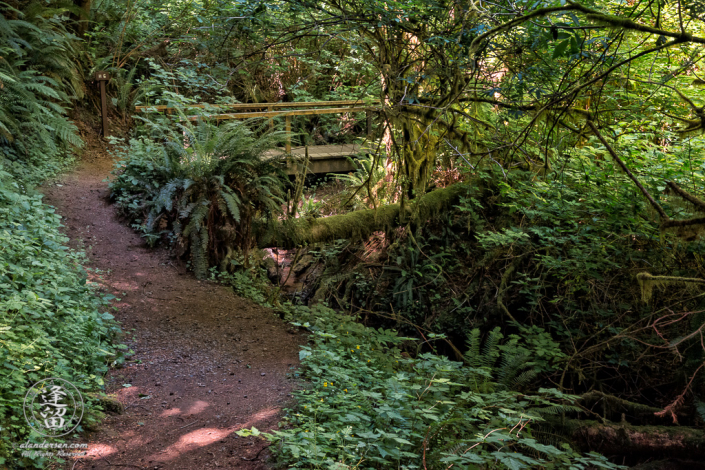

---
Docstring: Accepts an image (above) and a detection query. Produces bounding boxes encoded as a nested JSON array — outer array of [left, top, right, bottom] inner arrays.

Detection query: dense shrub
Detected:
[[108, 117, 288, 278], [311, 165, 705, 404]]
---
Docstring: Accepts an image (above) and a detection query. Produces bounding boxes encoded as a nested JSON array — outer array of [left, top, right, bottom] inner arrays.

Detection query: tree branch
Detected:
[[256, 183, 469, 248], [667, 181, 705, 211], [587, 121, 670, 221]]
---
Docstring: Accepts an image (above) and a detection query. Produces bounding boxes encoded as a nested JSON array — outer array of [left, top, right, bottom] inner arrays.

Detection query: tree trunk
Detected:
[[257, 183, 469, 248], [73, 0, 92, 37]]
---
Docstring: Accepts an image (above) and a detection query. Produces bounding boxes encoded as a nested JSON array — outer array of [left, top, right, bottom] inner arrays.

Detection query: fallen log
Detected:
[[257, 183, 470, 248], [630, 459, 705, 470], [551, 418, 705, 459]]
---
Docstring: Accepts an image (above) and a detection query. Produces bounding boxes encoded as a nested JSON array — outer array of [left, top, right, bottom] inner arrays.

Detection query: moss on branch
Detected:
[[257, 183, 469, 248]]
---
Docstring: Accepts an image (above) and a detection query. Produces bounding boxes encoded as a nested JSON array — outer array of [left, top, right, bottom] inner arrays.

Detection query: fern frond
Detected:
[[510, 369, 538, 391], [497, 351, 530, 389], [179, 201, 197, 219], [221, 190, 241, 223], [464, 329, 482, 369], [22, 81, 61, 100], [182, 202, 209, 237], [153, 179, 181, 213], [480, 327, 503, 369]]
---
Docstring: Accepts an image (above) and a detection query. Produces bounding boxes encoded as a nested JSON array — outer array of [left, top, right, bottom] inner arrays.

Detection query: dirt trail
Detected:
[[42, 135, 301, 469]]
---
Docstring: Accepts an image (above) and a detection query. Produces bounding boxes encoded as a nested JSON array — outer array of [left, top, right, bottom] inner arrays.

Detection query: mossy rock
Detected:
[[89, 393, 124, 415]]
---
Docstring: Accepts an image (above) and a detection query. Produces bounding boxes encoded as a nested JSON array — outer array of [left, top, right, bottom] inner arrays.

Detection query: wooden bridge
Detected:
[[135, 100, 378, 175]]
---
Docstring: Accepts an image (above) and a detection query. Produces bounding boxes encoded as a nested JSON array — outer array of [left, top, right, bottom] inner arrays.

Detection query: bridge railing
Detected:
[[135, 100, 380, 153]]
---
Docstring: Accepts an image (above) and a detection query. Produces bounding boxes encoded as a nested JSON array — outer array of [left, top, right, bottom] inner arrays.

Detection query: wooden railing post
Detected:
[[268, 106, 273, 130], [94, 71, 110, 137], [285, 115, 291, 153]]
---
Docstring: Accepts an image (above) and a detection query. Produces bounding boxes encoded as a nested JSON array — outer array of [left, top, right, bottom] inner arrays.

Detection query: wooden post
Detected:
[[268, 106, 274, 130], [94, 71, 110, 137], [285, 115, 291, 153]]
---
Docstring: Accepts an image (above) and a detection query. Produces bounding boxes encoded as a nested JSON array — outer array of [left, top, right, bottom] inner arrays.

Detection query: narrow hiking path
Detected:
[[42, 134, 301, 469]]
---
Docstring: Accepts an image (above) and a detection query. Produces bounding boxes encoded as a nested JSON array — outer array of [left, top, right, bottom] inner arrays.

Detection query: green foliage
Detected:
[[386, 243, 445, 318], [333, 153, 390, 209], [0, 7, 83, 184], [298, 194, 325, 219], [110, 64, 139, 121], [131, 59, 233, 108], [237, 304, 620, 470], [212, 254, 277, 306], [108, 116, 288, 278], [0, 167, 124, 467], [309, 162, 704, 402]]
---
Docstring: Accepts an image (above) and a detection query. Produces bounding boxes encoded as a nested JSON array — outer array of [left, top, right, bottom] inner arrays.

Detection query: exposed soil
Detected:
[[41, 127, 302, 469]]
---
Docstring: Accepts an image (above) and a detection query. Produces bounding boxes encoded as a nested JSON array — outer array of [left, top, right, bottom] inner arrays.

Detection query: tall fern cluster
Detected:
[[109, 116, 288, 278], [0, 5, 123, 468], [0, 7, 83, 181]]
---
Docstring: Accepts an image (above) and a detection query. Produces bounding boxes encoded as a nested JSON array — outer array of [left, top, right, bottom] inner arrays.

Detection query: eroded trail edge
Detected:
[[43, 141, 300, 469]]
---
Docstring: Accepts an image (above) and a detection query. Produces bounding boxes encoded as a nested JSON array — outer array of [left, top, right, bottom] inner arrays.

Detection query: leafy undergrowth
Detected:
[[235, 303, 621, 469], [220, 157, 705, 467], [0, 168, 124, 467], [215, 268, 619, 469]]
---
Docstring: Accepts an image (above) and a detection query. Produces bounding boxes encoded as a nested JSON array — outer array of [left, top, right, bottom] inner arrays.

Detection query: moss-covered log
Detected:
[[257, 183, 469, 248], [553, 419, 705, 458]]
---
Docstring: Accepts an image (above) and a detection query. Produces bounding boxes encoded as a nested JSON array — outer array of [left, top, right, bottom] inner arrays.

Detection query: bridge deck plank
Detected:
[[265, 144, 360, 158], [262, 144, 360, 174]]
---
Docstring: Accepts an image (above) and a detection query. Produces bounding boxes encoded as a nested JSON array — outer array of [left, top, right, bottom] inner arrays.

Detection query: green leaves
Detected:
[[0, 15, 121, 463], [0, 166, 122, 466], [236, 426, 260, 437], [243, 303, 624, 469], [553, 39, 571, 58]]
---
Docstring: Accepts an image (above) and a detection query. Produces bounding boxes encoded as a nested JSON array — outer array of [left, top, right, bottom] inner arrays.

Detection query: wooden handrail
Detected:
[[146, 101, 380, 154], [135, 99, 379, 113], [181, 106, 376, 153], [182, 106, 371, 121]]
